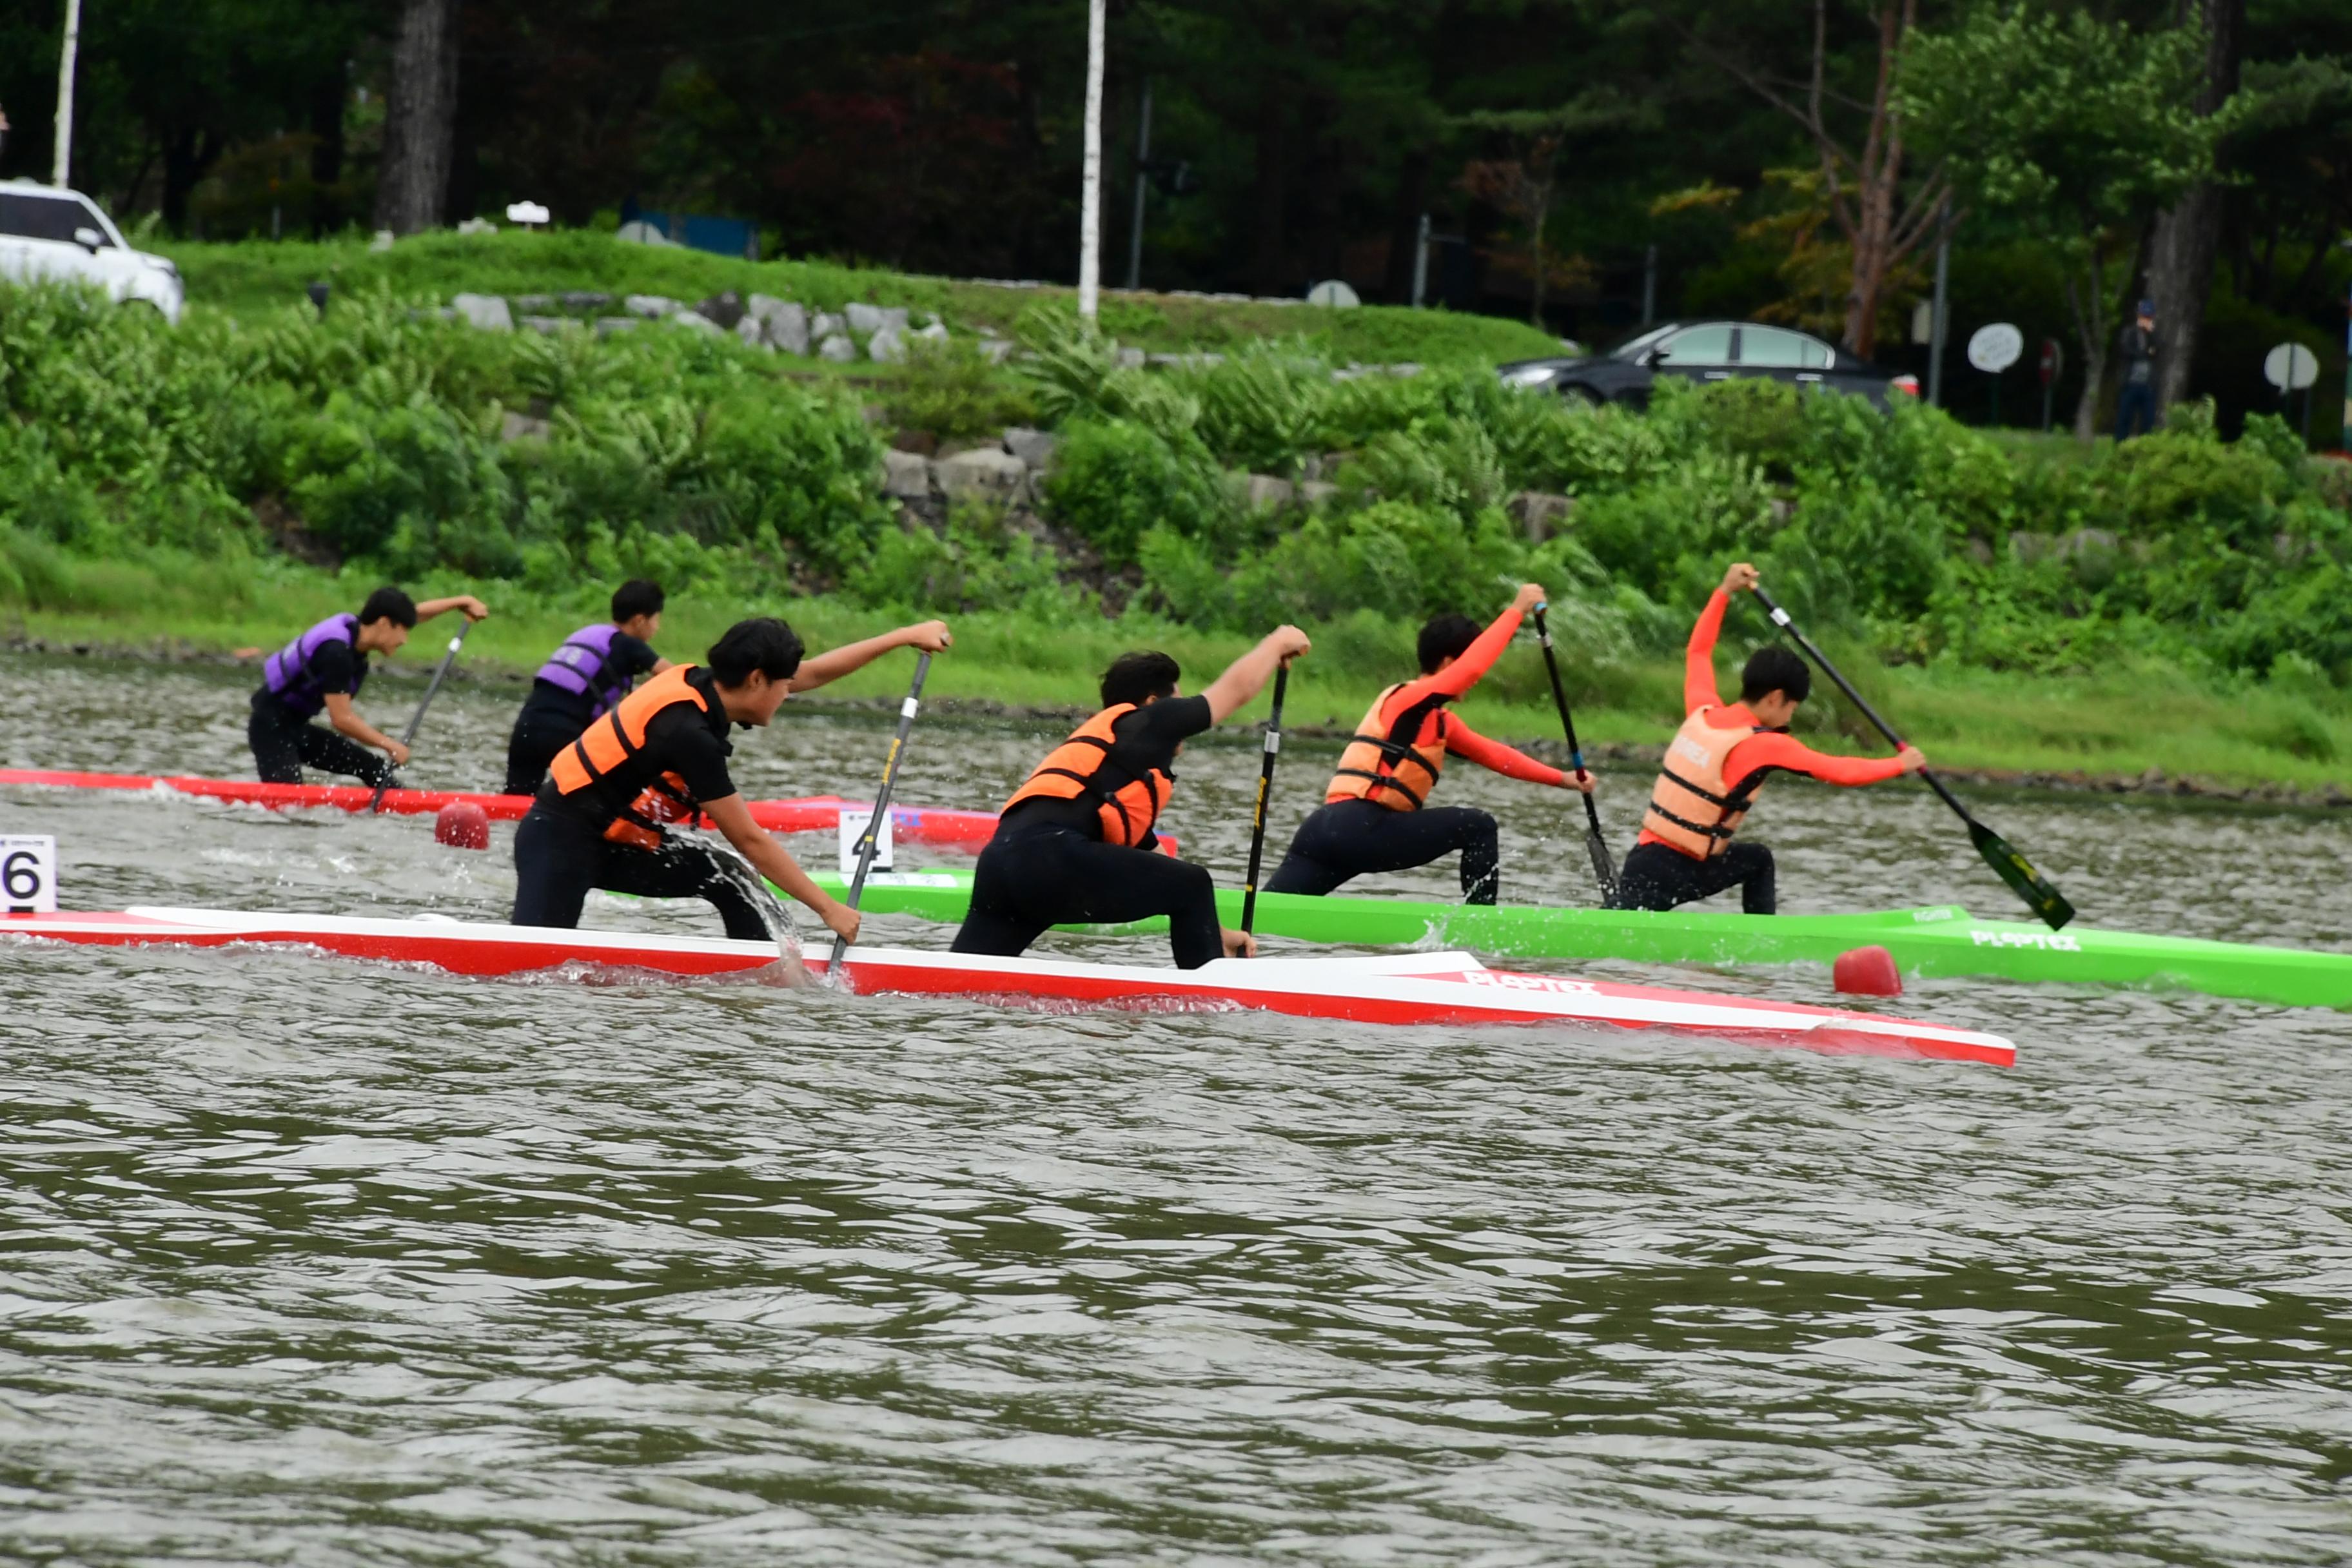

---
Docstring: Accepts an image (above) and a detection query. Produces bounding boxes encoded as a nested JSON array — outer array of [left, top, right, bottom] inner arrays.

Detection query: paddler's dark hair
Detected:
[[707, 617, 804, 685], [1101, 650, 1181, 708], [358, 587, 418, 628], [1417, 613, 1481, 674], [1741, 645, 1812, 705], [611, 579, 665, 622]]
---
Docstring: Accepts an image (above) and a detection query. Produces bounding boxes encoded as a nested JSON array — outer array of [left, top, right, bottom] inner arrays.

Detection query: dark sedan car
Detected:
[[1498, 321, 1918, 410]]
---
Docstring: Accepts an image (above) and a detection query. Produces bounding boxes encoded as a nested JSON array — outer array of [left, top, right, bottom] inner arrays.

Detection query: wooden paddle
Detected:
[[828, 652, 932, 975], [1751, 587, 2075, 930], [1239, 660, 1290, 940], [368, 618, 473, 813], [1531, 604, 1618, 901]]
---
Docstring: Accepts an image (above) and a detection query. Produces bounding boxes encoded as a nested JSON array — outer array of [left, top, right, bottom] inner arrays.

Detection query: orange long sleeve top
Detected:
[[1634, 591, 1906, 850], [1326, 605, 1567, 802]]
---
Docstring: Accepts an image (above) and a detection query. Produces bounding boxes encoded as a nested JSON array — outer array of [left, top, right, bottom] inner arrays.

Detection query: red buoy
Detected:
[[1833, 944, 1903, 997], [435, 800, 491, 851]]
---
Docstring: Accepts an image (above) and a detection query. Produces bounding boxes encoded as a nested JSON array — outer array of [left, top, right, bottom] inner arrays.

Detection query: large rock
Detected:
[[669, 311, 723, 336], [976, 337, 1014, 364], [695, 291, 746, 329], [560, 291, 614, 312], [1115, 346, 1146, 369], [845, 302, 910, 337], [1242, 474, 1295, 510], [1002, 428, 1059, 469], [625, 294, 681, 318], [936, 447, 1029, 503], [817, 333, 856, 363], [1508, 491, 1574, 542], [1300, 480, 1340, 508], [881, 449, 935, 501], [914, 321, 950, 344], [748, 295, 808, 355], [513, 293, 556, 313], [810, 311, 844, 342], [594, 316, 641, 338], [451, 293, 513, 331], [518, 315, 570, 336], [498, 410, 553, 443], [866, 325, 907, 364]]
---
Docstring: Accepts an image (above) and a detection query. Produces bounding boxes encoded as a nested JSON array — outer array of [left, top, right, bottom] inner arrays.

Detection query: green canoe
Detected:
[[810, 868, 2352, 1010]]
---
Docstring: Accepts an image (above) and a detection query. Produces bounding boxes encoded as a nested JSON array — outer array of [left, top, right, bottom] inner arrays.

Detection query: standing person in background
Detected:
[[504, 580, 674, 796], [250, 587, 490, 786], [2115, 300, 2160, 442], [1607, 562, 1924, 915]]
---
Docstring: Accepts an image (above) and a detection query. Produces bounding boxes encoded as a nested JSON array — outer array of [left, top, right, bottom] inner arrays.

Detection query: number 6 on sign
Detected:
[[1, 836, 58, 914]]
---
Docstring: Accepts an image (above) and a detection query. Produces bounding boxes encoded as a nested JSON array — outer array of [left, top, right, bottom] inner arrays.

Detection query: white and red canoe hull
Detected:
[[2, 907, 2017, 1066], [0, 767, 998, 847]]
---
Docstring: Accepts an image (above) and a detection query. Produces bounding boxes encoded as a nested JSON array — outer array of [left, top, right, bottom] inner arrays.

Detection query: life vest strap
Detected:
[[1331, 765, 1427, 808], [1643, 799, 1738, 842]]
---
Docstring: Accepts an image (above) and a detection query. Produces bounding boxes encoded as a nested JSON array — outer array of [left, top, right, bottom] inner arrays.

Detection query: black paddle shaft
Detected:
[[1750, 587, 2075, 930], [369, 618, 474, 813], [1239, 662, 1290, 937], [828, 652, 932, 975], [1531, 605, 1618, 900]]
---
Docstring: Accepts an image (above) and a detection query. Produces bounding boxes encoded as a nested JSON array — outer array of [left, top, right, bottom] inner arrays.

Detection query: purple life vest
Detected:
[[261, 614, 364, 718], [534, 623, 636, 718]]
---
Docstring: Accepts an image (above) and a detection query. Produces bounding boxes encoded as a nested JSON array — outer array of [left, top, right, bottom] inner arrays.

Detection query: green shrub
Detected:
[[885, 337, 1039, 443], [1042, 417, 1235, 565]]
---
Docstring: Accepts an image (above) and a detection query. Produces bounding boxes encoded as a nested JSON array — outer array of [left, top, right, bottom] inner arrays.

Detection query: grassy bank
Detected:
[[156, 230, 1565, 368], [8, 544, 2348, 796]]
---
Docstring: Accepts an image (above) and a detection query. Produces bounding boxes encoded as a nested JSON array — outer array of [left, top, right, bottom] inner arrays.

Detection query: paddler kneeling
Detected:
[[1266, 582, 1594, 904], [250, 587, 490, 786], [1609, 562, 1924, 914], [510, 617, 870, 946], [952, 626, 1313, 968]]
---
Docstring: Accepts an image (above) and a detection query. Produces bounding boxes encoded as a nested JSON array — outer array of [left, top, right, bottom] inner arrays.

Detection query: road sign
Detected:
[[2264, 342, 2319, 391], [1967, 323, 2023, 374], [2038, 339, 2064, 431]]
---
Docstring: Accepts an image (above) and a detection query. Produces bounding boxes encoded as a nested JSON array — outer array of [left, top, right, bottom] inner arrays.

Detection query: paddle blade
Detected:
[[1968, 820, 2075, 930], [1584, 826, 1618, 901]]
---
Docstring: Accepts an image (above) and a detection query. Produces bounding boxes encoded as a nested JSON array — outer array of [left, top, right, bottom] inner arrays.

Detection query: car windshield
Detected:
[[0, 191, 110, 246], [1609, 324, 1678, 361]]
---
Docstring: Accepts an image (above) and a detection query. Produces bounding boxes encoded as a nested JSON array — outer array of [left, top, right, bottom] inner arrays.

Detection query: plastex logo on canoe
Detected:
[[1970, 930, 2081, 953], [1462, 970, 1601, 996]]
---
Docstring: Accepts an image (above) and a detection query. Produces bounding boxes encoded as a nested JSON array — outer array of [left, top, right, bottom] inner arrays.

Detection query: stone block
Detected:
[[518, 315, 569, 336], [499, 410, 553, 443], [936, 446, 1029, 502], [846, 302, 910, 336], [914, 321, 950, 343], [818, 333, 856, 363], [976, 337, 1014, 364], [867, 325, 908, 364], [1243, 474, 1295, 509], [669, 311, 723, 335], [1002, 427, 1059, 469], [560, 291, 613, 312], [1507, 491, 1574, 542], [455, 217, 497, 235], [696, 291, 746, 329], [881, 449, 935, 500], [625, 294, 681, 318], [368, 229, 396, 252], [736, 315, 769, 349], [594, 317, 640, 338], [513, 294, 555, 313], [748, 295, 808, 355], [1115, 346, 1146, 369], [1300, 480, 1340, 507], [451, 292, 513, 331], [811, 311, 843, 342]]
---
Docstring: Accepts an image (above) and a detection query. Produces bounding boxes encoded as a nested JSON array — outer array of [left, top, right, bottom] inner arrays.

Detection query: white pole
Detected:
[[53, 0, 82, 188], [1077, 0, 1105, 322]]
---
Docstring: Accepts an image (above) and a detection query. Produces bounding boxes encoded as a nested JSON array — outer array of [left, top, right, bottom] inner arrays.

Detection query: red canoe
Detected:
[[0, 767, 999, 847]]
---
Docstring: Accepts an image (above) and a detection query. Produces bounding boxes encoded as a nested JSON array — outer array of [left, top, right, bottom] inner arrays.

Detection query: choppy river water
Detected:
[[3, 651, 2351, 1565]]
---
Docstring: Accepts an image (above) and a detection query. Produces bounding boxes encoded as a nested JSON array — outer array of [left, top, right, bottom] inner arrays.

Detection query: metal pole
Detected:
[[1640, 242, 1657, 326], [1077, 0, 1106, 321], [1926, 227, 1952, 408], [1411, 212, 1430, 308], [1124, 79, 1151, 291], [52, 0, 81, 188], [2342, 268, 2351, 452]]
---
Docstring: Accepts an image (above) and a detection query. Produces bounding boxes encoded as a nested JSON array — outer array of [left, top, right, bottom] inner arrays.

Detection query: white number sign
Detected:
[[1, 836, 58, 914], [1966, 322, 2023, 375], [838, 809, 894, 877]]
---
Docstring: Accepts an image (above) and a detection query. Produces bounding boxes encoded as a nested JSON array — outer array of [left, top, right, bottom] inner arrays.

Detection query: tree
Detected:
[[1903, 6, 2221, 440], [2143, 0, 2244, 413], [1678, 0, 1948, 358], [375, 0, 459, 234], [1458, 94, 1632, 328]]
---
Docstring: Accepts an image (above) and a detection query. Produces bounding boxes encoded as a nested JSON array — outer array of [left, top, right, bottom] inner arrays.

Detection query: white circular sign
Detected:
[[2263, 342, 2319, 391], [1966, 322, 2023, 374]]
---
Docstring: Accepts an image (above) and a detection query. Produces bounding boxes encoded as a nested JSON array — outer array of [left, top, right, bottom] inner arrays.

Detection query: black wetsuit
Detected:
[[509, 669, 768, 940], [502, 630, 660, 796], [248, 639, 391, 787], [952, 696, 1225, 968], [1266, 799, 1502, 903]]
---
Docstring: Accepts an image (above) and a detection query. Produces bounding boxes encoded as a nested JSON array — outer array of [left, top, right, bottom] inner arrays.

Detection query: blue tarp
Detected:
[[636, 210, 758, 260]]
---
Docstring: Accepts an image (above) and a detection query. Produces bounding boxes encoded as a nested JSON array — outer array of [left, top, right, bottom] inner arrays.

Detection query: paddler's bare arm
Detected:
[[414, 596, 491, 622], [1202, 627, 1312, 723], [321, 691, 409, 767], [699, 794, 861, 943], [789, 620, 952, 693]]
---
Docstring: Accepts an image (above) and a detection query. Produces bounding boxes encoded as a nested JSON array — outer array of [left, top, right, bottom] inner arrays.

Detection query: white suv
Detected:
[[0, 181, 184, 323]]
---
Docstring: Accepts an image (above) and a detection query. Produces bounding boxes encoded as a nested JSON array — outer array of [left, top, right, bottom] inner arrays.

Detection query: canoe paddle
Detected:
[[1751, 587, 2075, 930], [1239, 660, 1291, 942], [828, 652, 932, 976], [368, 618, 473, 813], [1531, 603, 1619, 901]]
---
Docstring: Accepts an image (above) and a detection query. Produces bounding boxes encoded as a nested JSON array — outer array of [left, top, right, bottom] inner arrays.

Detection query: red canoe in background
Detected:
[[0, 767, 1000, 847]]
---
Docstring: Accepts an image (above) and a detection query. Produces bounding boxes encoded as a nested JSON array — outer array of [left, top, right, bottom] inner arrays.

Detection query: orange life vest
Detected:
[[1642, 705, 1767, 859], [1327, 685, 1450, 810], [548, 663, 712, 852], [1002, 703, 1173, 847]]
